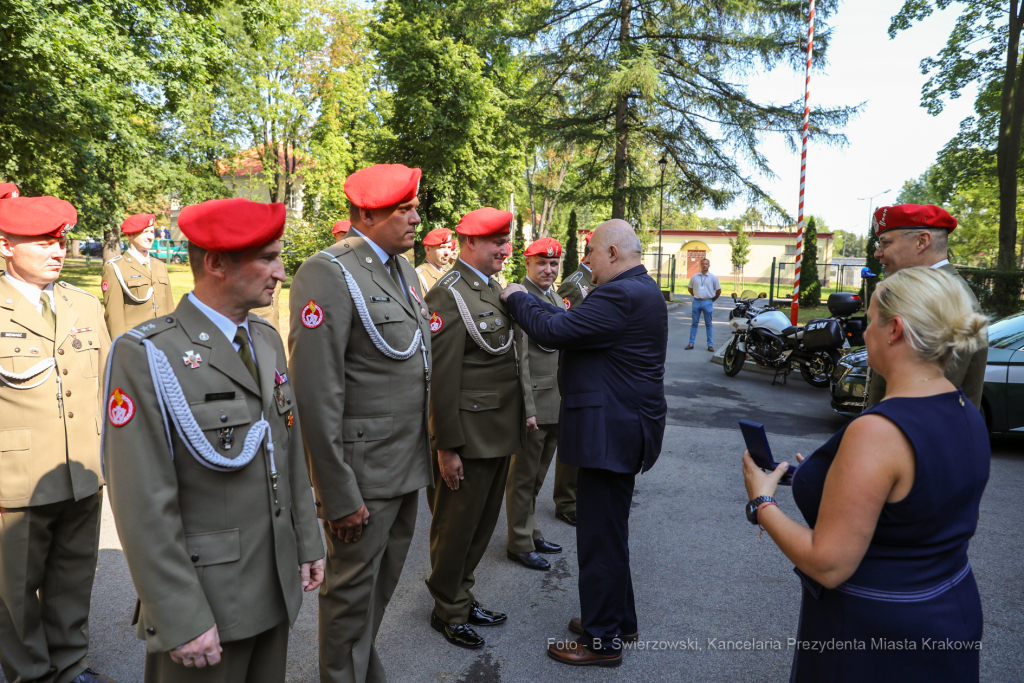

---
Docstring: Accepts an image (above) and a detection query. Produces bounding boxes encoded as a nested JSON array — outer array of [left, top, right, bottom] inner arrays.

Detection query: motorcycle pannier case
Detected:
[[803, 318, 844, 350], [827, 292, 863, 317]]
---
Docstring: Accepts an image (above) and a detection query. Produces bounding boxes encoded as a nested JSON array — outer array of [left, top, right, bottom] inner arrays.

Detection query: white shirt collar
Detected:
[[187, 292, 251, 350], [350, 227, 392, 269], [930, 259, 950, 269], [127, 246, 150, 266], [4, 274, 55, 315], [458, 259, 492, 286], [525, 276, 552, 295]]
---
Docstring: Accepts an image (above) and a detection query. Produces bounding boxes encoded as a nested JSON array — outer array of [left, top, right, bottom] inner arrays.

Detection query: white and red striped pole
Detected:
[[792, 0, 815, 325]]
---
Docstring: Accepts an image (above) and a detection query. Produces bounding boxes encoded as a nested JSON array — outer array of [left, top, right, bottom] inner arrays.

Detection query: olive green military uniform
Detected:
[[551, 265, 593, 516], [102, 252, 174, 338], [865, 262, 988, 410], [102, 296, 324, 683], [0, 275, 110, 683], [288, 233, 432, 683], [414, 261, 447, 292], [424, 260, 525, 624], [251, 280, 283, 334], [505, 277, 562, 554]]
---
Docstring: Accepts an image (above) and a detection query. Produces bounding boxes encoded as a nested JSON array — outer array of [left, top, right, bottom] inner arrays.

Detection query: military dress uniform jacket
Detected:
[[102, 298, 324, 653], [866, 262, 989, 410], [288, 236, 433, 522], [102, 254, 175, 338], [519, 277, 561, 425], [415, 261, 447, 292], [557, 265, 593, 311], [0, 276, 110, 507], [425, 260, 524, 459]]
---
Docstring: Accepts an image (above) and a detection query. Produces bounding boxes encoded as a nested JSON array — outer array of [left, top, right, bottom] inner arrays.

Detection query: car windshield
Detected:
[[988, 311, 1024, 350]]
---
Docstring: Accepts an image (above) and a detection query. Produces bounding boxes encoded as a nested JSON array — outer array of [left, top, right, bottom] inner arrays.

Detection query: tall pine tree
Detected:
[[563, 209, 580, 276], [800, 217, 821, 307]]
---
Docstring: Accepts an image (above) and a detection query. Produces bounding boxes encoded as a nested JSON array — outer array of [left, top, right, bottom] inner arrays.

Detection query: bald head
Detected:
[[589, 219, 642, 285]]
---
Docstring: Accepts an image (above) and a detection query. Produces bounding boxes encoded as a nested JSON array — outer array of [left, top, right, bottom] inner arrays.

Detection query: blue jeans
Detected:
[[689, 298, 714, 346]]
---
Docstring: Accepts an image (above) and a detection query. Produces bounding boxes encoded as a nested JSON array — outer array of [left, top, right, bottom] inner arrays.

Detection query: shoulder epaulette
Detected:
[[124, 316, 178, 342], [250, 314, 273, 328], [439, 270, 462, 290], [568, 271, 585, 283], [56, 281, 98, 299], [105, 256, 122, 265]]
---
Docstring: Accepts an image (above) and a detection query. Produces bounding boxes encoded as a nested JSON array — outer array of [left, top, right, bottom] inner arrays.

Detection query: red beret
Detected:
[[456, 207, 513, 236], [121, 213, 155, 234], [0, 183, 19, 199], [0, 196, 77, 238], [584, 231, 594, 244], [332, 220, 351, 235], [525, 237, 562, 258], [422, 228, 452, 246], [344, 164, 421, 210], [178, 198, 286, 252], [873, 204, 957, 234]]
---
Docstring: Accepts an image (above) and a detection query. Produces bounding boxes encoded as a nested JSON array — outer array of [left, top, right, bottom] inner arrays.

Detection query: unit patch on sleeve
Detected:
[[101, 280, 109, 292], [563, 297, 571, 310], [107, 388, 136, 427], [429, 311, 444, 333], [301, 300, 325, 329]]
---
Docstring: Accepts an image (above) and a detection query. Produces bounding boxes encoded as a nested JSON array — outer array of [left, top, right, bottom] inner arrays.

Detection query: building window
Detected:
[[784, 245, 797, 255]]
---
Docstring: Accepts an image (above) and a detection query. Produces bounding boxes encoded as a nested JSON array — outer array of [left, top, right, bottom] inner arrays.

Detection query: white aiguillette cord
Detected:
[[445, 272, 513, 355], [318, 251, 429, 374], [0, 358, 56, 389], [109, 260, 153, 303]]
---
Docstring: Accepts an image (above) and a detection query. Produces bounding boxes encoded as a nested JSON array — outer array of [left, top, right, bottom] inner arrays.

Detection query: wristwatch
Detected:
[[745, 495, 776, 525]]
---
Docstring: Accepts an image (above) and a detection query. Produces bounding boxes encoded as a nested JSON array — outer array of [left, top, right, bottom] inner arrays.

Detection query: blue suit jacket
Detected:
[[505, 265, 667, 473]]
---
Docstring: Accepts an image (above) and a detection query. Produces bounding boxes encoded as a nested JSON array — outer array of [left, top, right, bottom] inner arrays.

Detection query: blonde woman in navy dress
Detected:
[[742, 266, 990, 682]]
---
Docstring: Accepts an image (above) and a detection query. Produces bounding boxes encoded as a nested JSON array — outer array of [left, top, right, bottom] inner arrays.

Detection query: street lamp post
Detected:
[[657, 155, 668, 293], [857, 189, 892, 235]]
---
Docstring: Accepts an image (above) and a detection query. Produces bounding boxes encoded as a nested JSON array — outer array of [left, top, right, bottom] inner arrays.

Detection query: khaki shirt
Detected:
[[425, 260, 525, 458], [557, 266, 593, 312], [102, 254, 174, 338], [0, 275, 110, 507], [519, 277, 562, 425], [866, 262, 989, 410], [288, 237, 433, 521], [415, 260, 447, 292], [103, 297, 324, 652]]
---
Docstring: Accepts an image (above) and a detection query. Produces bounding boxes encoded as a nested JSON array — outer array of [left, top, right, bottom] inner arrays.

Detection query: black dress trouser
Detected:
[[576, 467, 637, 652]]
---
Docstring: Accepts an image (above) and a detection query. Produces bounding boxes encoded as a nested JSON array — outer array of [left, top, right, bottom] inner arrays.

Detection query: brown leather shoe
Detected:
[[568, 616, 638, 642], [547, 638, 622, 667]]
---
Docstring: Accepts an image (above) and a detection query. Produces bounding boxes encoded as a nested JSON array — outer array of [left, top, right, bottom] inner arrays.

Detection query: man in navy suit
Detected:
[[500, 219, 667, 667]]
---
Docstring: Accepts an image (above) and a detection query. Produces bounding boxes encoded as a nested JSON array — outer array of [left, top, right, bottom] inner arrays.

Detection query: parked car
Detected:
[[830, 310, 1024, 433], [150, 238, 189, 264], [78, 239, 104, 257]]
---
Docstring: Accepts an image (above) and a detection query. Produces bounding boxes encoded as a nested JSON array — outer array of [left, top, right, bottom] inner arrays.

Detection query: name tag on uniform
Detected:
[[205, 392, 235, 401], [370, 296, 390, 302], [128, 274, 143, 279], [477, 311, 494, 318], [1, 332, 26, 338]]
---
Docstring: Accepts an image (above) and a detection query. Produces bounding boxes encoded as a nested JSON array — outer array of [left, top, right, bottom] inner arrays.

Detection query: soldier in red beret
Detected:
[[331, 219, 351, 243], [415, 227, 454, 291], [504, 237, 566, 571], [422, 207, 526, 648], [866, 204, 987, 410], [101, 214, 175, 338], [103, 197, 325, 683], [0, 193, 116, 683], [288, 164, 434, 683]]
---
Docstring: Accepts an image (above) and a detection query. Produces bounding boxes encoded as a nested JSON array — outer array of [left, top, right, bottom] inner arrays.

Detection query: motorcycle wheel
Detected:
[[800, 349, 840, 388], [723, 337, 745, 377]]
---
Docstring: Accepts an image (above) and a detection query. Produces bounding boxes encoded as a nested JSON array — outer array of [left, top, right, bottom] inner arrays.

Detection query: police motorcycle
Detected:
[[722, 292, 863, 388]]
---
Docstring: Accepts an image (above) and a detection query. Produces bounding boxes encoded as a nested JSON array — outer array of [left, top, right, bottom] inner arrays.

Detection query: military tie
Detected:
[[488, 279, 502, 297], [234, 326, 259, 386], [386, 256, 410, 302], [40, 291, 56, 333]]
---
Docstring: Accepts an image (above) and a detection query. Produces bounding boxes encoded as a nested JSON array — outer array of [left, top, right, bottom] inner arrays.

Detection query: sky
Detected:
[[703, 0, 979, 236]]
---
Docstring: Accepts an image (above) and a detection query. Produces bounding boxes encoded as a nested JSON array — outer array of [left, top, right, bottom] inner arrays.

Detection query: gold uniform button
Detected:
[[62, 369, 68, 375], [65, 391, 71, 397], [57, 349, 64, 355], [67, 412, 73, 418]]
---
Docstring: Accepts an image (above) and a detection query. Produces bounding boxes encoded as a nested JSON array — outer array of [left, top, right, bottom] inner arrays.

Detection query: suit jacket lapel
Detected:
[[176, 297, 261, 397], [52, 289, 79, 349]]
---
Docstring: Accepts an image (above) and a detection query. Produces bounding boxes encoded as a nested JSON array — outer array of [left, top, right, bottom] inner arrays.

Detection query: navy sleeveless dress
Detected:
[[790, 389, 990, 682]]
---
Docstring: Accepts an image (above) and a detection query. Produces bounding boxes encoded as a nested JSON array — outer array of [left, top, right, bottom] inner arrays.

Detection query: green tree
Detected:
[[800, 217, 821, 307], [890, 1, 1024, 272], [506, 214, 527, 283], [729, 224, 751, 291], [864, 227, 882, 304], [522, 0, 854, 223], [563, 209, 580, 277]]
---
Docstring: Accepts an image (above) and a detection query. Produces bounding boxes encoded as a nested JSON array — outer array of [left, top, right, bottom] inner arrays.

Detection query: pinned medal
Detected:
[[218, 427, 235, 450], [429, 312, 444, 333], [182, 350, 202, 368], [274, 369, 288, 386], [199, 332, 210, 341], [107, 388, 136, 427], [274, 385, 288, 410], [479, 321, 488, 330], [301, 300, 325, 329], [72, 338, 82, 350], [409, 285, 423, 305], [421, 307, 429, 319], [287, 413, 294, 429], [29, 347, 39, 355]]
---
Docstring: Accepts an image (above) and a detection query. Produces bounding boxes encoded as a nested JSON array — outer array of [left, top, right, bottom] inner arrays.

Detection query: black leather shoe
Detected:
[[431, 611, 485, 649], [534, 538, 562, 554], [72, 670, 117, 683], [556, 510, 577, 526], [507, 550, 550, 570], [468, 601, 508, 626]]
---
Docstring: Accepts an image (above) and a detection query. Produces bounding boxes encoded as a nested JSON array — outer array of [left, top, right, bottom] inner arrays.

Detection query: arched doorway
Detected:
[[679, 241, 712, 279]]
